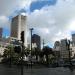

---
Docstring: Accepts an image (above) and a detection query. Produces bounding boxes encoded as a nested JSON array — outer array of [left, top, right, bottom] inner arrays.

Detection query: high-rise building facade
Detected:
[[72, 34, 75, 46], [53, 41, 61, 51], [32, 34, 41, 50], [60, 39, 69, 59], [11, 15, 27, 46], [0, 28, 3, 39], [53, 41, 61, 61]]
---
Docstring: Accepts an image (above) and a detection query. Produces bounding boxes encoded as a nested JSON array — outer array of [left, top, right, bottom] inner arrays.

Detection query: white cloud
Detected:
[[0, 16, 9, 29], [0, 0, 35, 34], [0, 16, 8, 22], [1, 0, 75, 47], [27, 0, 75, 46]]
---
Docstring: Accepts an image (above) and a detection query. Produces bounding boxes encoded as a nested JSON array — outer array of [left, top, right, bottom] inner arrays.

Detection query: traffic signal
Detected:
[[21, 31, 24, 43], [14, 46, 21, 53]]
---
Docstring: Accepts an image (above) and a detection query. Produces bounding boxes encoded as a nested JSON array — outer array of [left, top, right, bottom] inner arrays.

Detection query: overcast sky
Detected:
[[0, 0, 75, 47]]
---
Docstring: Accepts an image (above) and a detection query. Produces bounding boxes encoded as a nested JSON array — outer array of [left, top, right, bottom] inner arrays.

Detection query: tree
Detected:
[[3, 45, 14, 64], [3, 45, 21, 64], [23, 47, 30, 56], [42, 46, 54, 66], [14, 46, 21, 54], [34, 48, 39, 60]]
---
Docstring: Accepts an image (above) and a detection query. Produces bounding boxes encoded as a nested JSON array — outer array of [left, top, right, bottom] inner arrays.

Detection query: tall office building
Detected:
[[60, 39, 69, 59], [53, 41, 61, 60], [72, 34, 75, 46], [54, 41, 60, 50], [0, 28, 3, 39], [32, 34, 41, 50], [70, 34, 75, 57], [11, 14, 27, 46]]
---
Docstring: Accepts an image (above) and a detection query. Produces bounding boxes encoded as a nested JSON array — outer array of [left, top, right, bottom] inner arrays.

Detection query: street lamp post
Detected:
[[10, 46, 12, 67], [30, 28, 34, 68]]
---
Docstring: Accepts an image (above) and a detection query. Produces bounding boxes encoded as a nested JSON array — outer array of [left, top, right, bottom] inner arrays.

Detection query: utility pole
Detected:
[[21, 31, 24, 75], [10, 46, 12, 67], [30, 28, 34, 68]]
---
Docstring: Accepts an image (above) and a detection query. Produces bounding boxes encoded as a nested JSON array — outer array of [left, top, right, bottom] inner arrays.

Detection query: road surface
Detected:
[[0, 64, 75, 75]]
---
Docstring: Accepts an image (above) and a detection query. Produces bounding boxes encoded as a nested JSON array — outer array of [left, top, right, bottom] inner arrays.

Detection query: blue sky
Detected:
[[30, 0, 57, 12], [3, 28, 10, 38], [2, 0, 57, 38], [1, 0, 75, 46]]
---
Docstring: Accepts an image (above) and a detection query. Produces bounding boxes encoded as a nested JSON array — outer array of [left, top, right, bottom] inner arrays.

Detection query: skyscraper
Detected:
[[60, 39, 69, 59], [54, 41, 60, 50], [72, 34, 75, 46], [32, 34, 41, 50], [0, 28, 3, 39], [11, 14, 27, 46]]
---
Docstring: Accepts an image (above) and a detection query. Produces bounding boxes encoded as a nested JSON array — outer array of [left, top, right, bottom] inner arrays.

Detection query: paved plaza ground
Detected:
[[0, 64, 75, 75]]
